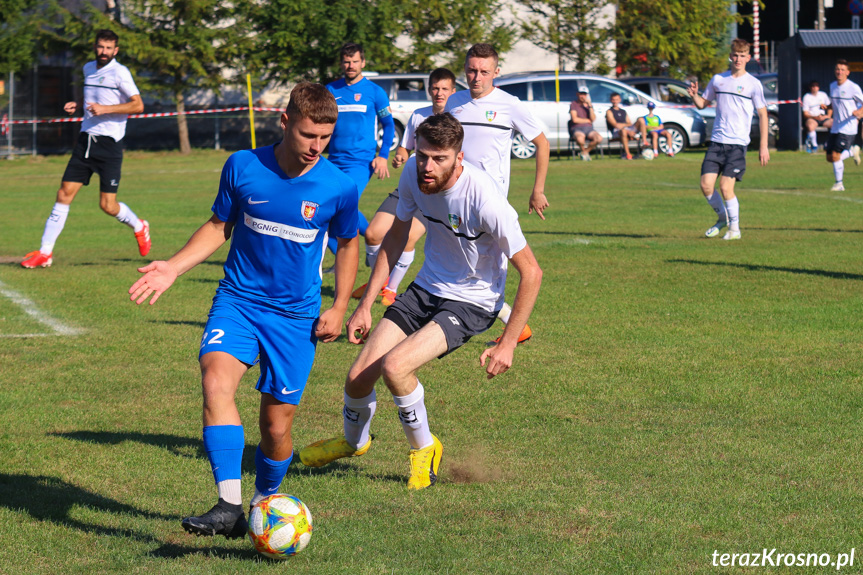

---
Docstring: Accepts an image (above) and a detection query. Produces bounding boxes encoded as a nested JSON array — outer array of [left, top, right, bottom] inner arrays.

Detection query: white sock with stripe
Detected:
[[40, 202, 70, 254], [115, 202, 143, 232], [725, 196, 740, 231], [343, 390, 376, 450], [705, 192, 727, 222], [386, 250, 414, 293], [834, 160, 844, 183], [393, 382, 433, 450]]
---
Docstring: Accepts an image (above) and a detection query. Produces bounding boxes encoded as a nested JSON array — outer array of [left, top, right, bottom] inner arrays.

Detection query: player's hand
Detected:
[[315, 307, 345, 343], [129, 261, 178, 305], [687, 81, 699, 98], [87, 102, 107, 116], [392, 151, 408, 169], [479, 342, 515, 380], [528, 191, 548, 220], [372, 157, 390, 180], [346, 305, 373, 345], [759, 145, 770, 167], [64, 102, 77, 115]]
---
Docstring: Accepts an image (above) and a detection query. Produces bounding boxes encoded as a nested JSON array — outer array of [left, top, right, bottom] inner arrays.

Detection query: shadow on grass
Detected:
[[668, 258, 863, 280], [147, 542, 259, 560], [50, 431, 401, 482], [153, 319, 207, 328], [747, 226, 863, 234], [525, 230, 658, 239]]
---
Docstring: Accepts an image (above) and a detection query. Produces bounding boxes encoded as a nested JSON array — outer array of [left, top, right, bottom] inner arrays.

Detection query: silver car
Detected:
[[494, 72, 707, 158]]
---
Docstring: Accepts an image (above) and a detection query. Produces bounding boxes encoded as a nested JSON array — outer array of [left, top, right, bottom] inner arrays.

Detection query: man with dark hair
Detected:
[[802, 80, 832, 153], [22, 29, 147, 269], [325, 42, 395, 253], [128, 82, 360, 538], [299, 113, 542, 490], [824, 59, 863, 191], [606, 92, 639, 159]]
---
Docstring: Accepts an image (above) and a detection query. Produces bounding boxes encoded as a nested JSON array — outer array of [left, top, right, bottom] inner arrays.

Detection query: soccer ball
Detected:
[[641, 149, 655, 161], [248, 494, 313, 559]]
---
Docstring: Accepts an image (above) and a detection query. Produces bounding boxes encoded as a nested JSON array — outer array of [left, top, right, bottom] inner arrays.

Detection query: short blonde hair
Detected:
[[730, 38, 751, 54]]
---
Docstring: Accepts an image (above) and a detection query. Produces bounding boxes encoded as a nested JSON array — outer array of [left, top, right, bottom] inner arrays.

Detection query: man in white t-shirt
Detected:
[[298, 113, 542, 490], [22, 29, 148, 269], [824, 59, 863, 192], [446, 43, 549, 343], [352, 68, 457, 306], [802, 80, 832, 153], [688, 38, 770, 241]]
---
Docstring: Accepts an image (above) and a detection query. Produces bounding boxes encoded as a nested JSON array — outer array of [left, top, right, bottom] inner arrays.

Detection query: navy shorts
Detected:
[[62, 132, 124, 193], [377, 190, 400, 216], [199, 295, 318, 405], [383, 283, 498, 357], [825, 133, 855, 154], [701, 141, 747, 181]]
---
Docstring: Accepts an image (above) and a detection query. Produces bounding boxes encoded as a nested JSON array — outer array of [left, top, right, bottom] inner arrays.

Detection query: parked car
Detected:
[[493, 72, 706, 158], [365, 72, 469, 152]]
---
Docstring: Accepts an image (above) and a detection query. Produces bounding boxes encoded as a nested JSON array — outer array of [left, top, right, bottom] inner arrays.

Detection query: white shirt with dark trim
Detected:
[[445, 88, 545, 197], [829, 79, 863, 136], [703, 71, 766, 146], [80, 59, 140, 141], [802, 91, 831, 117], [400, 105, 433, 151], [395, 159, 527, 313]]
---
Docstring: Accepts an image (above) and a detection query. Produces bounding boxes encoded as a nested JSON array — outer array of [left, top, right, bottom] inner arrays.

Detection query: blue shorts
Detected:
[[199, 296, 318, 405], [331, 160, 374, 197]]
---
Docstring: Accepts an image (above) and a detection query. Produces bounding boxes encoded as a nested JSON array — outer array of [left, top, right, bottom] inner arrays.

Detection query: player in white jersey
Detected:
[[802, 80, 832, 153], [298, 113, 542, 490], [688, 38, 769, 241], [352, 68, 457, 306], [22, 30, 148, 269], [824, 60, 863, 192], [446, 43, 549, 343]]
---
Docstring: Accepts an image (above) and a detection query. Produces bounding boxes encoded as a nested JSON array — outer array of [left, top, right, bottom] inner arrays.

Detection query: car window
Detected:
[[631, 82, 651, 96], [581, 80, 619, 104], [532, 81, 556, 102], [760, 76, 777, 95], [368, 79, 393, 99], [557, 80, 580, 103], [394, 78, 426, 101], [498, 82, 528, 101], [662, 83, 694, 105]]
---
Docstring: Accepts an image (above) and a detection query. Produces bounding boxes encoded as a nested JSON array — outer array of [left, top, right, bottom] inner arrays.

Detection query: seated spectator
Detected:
[[636, 102, 674, 157], [569, 86, 602, 161], [606, 92, 640, 159], [802, 80, 832, 153]]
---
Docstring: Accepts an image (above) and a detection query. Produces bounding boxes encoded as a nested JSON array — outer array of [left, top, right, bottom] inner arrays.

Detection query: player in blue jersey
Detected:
[[128, 83, 359, 539], [325, 42, 395, 253]]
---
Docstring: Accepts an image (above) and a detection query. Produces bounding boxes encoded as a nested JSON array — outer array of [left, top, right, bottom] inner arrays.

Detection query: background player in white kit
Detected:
[[824, 60, 863, 192], [299, 113, 542, 490], [688, 38, 769, 241], [22, 30, 148, 269], [802, 80, 832, 153], [445, 43, 549, 343]]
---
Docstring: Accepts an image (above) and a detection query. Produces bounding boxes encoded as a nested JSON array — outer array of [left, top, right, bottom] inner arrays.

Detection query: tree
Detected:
[[615, 0, 747, 81], [0, 0, 57, 76], [516, 0, 613, 74], [49, 0, 257, 153]]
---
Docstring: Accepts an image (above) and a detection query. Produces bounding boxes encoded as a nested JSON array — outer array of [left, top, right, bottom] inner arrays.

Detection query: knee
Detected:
[[201, 372, 236, 405], [260, 418, 291, 446], [379, 353, 407, 386], [364, 227, 385, 246]]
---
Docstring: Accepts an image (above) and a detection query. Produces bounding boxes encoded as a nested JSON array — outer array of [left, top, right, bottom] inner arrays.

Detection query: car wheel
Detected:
[[377, 122, 404, 154], [511, 132, 536, 159], [658, 124, 688, 155]]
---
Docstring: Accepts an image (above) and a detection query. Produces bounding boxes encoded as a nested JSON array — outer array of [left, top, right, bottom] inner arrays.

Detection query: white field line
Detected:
[[0, 279, 84, 336], [657, 182, 863, 204]]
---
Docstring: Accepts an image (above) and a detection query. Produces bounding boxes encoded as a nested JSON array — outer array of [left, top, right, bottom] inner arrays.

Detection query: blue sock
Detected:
[[254, 445, 292, 497], [202, 425, 244, 483]]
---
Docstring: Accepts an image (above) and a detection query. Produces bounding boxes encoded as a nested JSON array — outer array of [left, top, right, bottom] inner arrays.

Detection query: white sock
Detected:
[[705, 192, 727, 222], [343, 390, 376, 450], [115, 202, 143, 232], [217, 479, 242, 505], [365, 243, 381, 269], [834, 160, 844, 183], [725, 196, 740, 231], [392, 382, 433, 450], [386, 250, 414, 292], [250, 488, 266, 508], [40, 203, 70, 254], [808, 131, 817, 145], [497, 302, 512, 325], [840, 150, 851, 161]]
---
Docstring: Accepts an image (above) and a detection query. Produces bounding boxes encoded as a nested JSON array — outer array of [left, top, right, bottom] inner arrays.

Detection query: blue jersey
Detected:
[[212, 145, 358, 317], [326, 77, 394, 166]]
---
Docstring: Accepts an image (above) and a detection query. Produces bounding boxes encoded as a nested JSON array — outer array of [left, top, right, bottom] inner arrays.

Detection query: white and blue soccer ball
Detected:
[[641, 149, 655, 161], [248, 494, 313, 559]]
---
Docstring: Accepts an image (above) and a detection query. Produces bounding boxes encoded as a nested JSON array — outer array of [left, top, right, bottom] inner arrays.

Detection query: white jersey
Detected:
[[80, 59, 140, 141], [829, 80, 863, 136], [703, 71, 766, 146], [445, 88, 544, 196], [400, 105, 433, 151], [802, 91, 831, 117], [395, 160, 527, 313]]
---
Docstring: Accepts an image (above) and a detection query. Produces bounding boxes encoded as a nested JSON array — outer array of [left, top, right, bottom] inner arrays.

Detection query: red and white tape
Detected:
[[0, 105, 284, 126]]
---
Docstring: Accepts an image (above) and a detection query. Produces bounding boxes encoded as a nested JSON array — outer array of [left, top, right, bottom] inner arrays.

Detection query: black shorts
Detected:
[[61, 132, 124, 193], [825, 133, 855, 154], [701, 141, 747, 181], [383, 283, 498, 357], [377, 190, 400, 216]]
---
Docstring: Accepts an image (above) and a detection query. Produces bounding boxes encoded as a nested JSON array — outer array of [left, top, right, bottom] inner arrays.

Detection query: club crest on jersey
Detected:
[[485, 111, 497, 121], [301, 201, 319, 221], [354, 93, 362, 102], [737, 85, 743, 93], [448, 214, 461, 231]]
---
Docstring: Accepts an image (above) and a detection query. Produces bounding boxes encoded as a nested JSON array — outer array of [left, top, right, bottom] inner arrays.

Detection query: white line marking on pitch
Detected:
[[0, 279, 84, 336], [657, 182, 863, 204]]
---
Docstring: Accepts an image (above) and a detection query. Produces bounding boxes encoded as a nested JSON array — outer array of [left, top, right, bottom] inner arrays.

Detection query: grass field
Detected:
[[1, 147, 862, 574]]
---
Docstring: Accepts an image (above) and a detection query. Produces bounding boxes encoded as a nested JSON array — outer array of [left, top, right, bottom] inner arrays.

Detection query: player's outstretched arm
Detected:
[[392, 146, 410, 169], [757, 107, 770, 166], [479, 245, 542, 379], [528, 134, 551, 220], [129, 214, 231, 305], [317, 235, 359, 343]]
